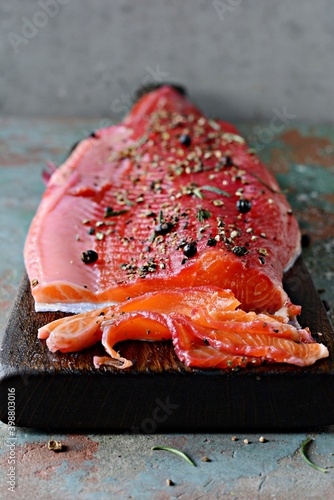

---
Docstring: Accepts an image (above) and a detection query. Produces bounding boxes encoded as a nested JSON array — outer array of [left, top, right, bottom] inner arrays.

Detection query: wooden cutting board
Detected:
[[0, 257, 333, 431]]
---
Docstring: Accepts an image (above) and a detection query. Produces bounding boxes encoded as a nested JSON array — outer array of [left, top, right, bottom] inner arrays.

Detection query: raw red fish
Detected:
[[25, 85, 329, 369], [25, 86, 300, 316], [38, 287, 328, 369]]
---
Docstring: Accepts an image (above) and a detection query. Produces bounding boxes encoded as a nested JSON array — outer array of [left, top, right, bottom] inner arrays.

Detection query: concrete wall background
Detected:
[[1, 0, 334, 123]]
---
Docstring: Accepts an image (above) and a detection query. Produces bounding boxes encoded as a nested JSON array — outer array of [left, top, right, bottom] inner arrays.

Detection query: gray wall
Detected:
[[1, 0, 334, 123]]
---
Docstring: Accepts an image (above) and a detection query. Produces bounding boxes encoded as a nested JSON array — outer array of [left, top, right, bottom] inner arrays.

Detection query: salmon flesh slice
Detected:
[[25, 86, 328, 369], [38, 287, 328, 369]]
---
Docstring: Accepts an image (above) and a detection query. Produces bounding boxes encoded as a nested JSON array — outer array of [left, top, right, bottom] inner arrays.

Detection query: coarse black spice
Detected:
[[236, 199, 252, 213], [81, 250, 98, 264], [155, 222, 174, 235], [232, 246, 248, 257], [221, 155, 233, 167], [179, 134, 191, 147], [183, 242, 197, 258], [207, 238, 217, 247]]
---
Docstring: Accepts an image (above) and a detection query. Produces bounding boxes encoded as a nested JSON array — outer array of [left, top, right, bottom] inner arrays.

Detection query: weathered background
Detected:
[[1, 0, 334, 122]]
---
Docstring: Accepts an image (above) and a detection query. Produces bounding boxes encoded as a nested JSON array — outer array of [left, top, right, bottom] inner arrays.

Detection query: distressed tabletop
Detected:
[[0, 117, 333, 499]]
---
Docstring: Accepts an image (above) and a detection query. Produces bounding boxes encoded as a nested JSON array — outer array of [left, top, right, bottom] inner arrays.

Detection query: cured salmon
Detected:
[[38, 287, 327, 369], [25, 85, 329, 369]]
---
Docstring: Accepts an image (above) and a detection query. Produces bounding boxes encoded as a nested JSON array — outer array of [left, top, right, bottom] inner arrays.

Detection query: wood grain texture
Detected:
[[0, 257, 333, 431]]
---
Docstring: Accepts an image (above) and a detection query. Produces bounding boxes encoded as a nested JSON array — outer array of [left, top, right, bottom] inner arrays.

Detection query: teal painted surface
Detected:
[[0, 118, 333, 499]]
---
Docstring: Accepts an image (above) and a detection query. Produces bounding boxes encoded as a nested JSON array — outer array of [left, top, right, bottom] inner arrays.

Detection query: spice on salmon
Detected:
[[81, 250, 98, 264], [183, 242, 197, 258], [236, 199, 252, 213]]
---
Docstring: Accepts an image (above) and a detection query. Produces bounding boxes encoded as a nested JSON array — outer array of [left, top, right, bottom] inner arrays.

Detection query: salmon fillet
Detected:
[[25, 86, 300, 315], [25, 85, 328, 369]]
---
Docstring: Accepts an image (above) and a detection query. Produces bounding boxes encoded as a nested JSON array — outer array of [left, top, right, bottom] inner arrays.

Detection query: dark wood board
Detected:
[[1, 257, 334, 431]]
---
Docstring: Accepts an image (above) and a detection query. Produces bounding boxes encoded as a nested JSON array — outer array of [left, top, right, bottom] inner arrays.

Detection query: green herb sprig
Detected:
[[193, 185, 231, 199], [151, 446, 196, 466], [196, 208, 212, 223], [300, 438, 328, 473]]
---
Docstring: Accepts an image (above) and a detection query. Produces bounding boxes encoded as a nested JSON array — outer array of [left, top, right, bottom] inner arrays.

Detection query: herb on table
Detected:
[[151, 446, 196, 466], [300, 438, 328, 473]]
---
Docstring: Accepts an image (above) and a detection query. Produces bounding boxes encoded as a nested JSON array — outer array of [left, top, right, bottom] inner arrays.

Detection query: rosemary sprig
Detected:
[[151, 446, 196, 466], [200, 185, 232, 197], [300, 438, 328, 473], [193, 185, 232, 199], [193, 187, 205, 199]]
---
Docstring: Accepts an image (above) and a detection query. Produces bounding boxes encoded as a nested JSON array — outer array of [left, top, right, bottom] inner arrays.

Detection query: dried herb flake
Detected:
[[104, 207, 129, 218], [196, 208, 212, 223]]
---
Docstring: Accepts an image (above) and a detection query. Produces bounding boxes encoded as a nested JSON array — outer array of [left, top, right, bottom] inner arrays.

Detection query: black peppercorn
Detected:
[[183, 242, 197, 258], [221, 155, 233, 167], [81, 250, 98, 264], [154, 222, 174, 235], [179, 134, 191, 147], [236, 199, 252, 214]]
